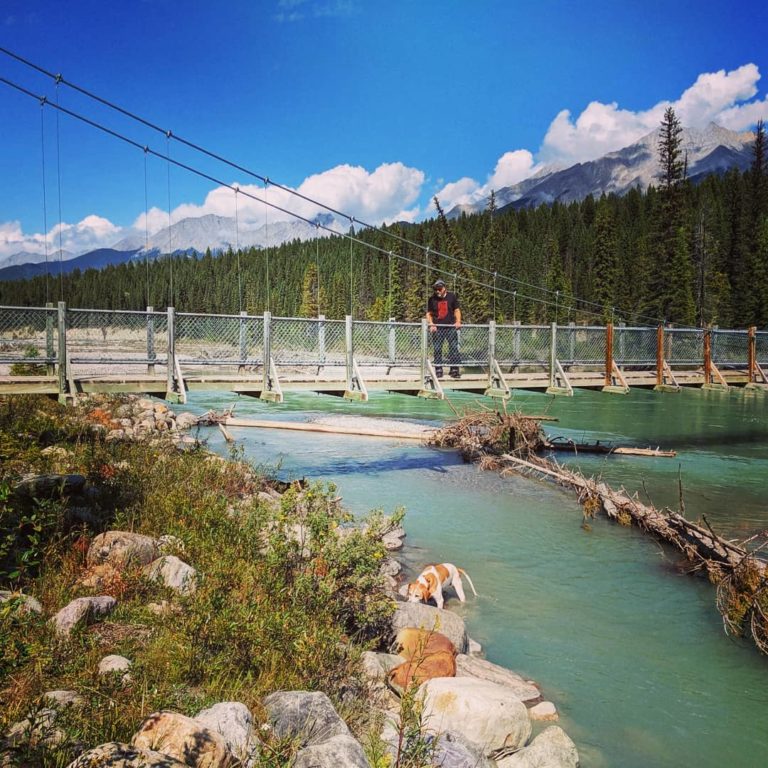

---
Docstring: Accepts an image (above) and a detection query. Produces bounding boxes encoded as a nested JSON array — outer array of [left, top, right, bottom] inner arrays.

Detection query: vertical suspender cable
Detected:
[[143, 147, 150, 307], [39, 99, 50, 304], [315, 227, 321, 315], [388, 251, 392, 317], [234, 186, 242, 313], [349, 219, 355, 317], [54, 78, 64, 301], [264, 179, 270, 312], [166, 131, 173, 308]]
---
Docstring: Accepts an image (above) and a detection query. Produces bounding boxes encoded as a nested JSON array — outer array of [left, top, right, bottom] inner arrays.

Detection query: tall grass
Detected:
[[0, 395, 395, 766]]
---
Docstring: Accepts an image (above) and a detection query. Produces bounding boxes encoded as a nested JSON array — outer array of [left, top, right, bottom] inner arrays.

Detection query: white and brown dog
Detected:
[[406, 562, 478, 609]]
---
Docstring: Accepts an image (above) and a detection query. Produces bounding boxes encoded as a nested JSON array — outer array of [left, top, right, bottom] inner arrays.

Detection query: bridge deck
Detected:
[[0, 365, 759, 401]]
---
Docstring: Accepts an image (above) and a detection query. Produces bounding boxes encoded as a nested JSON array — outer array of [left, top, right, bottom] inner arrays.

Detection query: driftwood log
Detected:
[[430, 410, 768, 656]]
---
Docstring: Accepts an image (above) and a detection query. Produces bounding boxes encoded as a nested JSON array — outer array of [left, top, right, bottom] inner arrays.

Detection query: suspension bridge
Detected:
[[1, 304, 766, 403]]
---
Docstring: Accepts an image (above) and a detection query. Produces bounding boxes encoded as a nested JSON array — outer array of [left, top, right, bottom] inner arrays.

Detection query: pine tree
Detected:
[[592, 197, 619, 322]]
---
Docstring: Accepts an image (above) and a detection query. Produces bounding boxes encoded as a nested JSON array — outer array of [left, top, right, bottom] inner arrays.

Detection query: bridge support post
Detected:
[[344, 315, 367, 400], [46, 302, 54, 377], [388, 317, 396, 369], [318, 314, 326, 371], [238, 311, 248, 373], [56, 301, 70, 402], [602, 323, 628, 393], [165, 307, 183, 403], [146, 306, 156, 377]]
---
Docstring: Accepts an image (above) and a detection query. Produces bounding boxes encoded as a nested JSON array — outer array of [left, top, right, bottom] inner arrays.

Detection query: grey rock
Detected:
[[195, 702, 260, 766], [390, 601, 468, 653], [87, 531, 160, 569], [263, 691, 349, 747], [98, 654, 132, 675], [455, 655, 541, 704], [430, 732, 495, 768], [0, 590, 42, 614], [175, 412, 199, 430], [496, 726, 578, 768], [66, 741, 189, 767], [419, 677, 532, 755], [360, 652, 402, 682], [528, 701, 559, 721], [143, 555, 198, 595], [5, 708, 63, 749], [13, 473, 86, 499], [131, 711, 230, 767], [43, 690, 85, 709], [379, 558, 402, 578], [52, 596, 116, 638], [294, 734, 370, 768]]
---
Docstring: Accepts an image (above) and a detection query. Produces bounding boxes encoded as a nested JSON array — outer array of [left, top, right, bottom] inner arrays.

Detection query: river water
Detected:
[[185, 386, 768, 767]]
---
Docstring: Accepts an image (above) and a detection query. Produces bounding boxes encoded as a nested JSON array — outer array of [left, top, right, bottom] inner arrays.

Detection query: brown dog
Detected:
[[388, 627, 457, 693]]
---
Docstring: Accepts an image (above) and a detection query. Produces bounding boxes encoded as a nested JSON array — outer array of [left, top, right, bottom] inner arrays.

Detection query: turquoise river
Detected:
[[184, 386, 767, 768]]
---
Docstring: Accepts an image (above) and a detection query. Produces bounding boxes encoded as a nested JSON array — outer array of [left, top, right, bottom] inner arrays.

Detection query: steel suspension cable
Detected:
[[0, 47, 664, 324]]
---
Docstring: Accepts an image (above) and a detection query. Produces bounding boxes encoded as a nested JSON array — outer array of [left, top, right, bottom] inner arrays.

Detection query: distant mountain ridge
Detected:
[[0, 122, 756, 281], [448, 122, 755, 216]]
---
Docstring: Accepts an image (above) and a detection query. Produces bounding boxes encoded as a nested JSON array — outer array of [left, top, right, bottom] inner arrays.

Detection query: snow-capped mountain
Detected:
[[0, 249, 75, 271], [449, 122, 755, 216]]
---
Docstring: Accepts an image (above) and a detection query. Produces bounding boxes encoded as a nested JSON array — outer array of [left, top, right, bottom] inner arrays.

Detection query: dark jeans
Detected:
[[432, 326, 460, 375]]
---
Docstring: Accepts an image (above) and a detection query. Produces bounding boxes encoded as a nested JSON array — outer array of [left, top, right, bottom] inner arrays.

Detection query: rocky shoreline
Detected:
[[1, 395, 580, 767]]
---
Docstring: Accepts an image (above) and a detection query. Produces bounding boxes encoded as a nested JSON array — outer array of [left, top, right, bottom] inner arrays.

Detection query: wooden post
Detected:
[[549, 322, 557, 388], [318, 314, 326, 367], [748, 326, 756, 383], [45, 302, 54, 376], [656, 325, 664, 387], [345, 315, 354, 392], [605, 323, 614, 387], [421, 318, 428, 385], [262, 310, 272, 393], [703, 329, 712, 384], [166, 306, 176, 397], [388, 317, 396, 366], [57, 301, 67, 397], [238, 310, 248, 373], [488, 320, 496, 369], [146, 306, 155, 376]]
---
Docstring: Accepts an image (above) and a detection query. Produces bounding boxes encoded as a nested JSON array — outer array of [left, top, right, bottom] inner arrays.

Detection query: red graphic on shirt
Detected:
[[436, 300, 449, 320]]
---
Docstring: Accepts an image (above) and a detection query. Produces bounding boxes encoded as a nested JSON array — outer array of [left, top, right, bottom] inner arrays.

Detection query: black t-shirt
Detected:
[[427, 291, 460, 325]]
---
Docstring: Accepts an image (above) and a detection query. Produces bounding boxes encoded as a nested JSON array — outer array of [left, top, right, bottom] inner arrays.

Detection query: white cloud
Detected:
[[0, 215, 124, 260], [540, 63, 767, 165]]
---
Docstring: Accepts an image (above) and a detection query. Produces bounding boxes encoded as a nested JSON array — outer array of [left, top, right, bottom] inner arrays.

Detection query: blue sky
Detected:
[[1, 0, 767, 259]]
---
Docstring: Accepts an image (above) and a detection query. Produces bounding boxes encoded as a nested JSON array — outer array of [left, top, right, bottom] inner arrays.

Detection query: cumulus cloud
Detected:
[[540, 63, 767, 165], [0, 215, 124, 261]]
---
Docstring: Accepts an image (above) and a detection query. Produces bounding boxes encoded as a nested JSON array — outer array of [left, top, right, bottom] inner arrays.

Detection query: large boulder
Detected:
[[52, 596, 116, 638], [67, 741, 189, 767], [86, 531, 159, 569], [419, 677, 531, 755], [5, 707, 63, 749], [132, 711, 231, 768], [143, 555, 198, 595], [429, 732, 495, 768], [294, 734, 370, 768], [195, 702, 260, 767], [496, 726, 579, 768], [390, 602, 468, 653], [455, 655, 541, 704], [263, 691, 349, 747]]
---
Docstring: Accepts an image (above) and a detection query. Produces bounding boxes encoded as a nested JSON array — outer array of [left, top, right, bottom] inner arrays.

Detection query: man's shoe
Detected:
[[449, 369, 461, 379], [435, 369, 444, 379]]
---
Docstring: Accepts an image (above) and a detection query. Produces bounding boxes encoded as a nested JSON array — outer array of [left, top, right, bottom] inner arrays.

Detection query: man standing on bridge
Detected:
[[426, 278, 461, 379]]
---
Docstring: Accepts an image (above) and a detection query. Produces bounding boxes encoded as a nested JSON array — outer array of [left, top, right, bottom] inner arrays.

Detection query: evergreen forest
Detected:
[[2, 113, 766, 330]]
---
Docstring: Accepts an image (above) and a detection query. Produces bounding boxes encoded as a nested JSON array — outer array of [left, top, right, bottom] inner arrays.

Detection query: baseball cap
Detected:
[[433, 279, 446, 288]]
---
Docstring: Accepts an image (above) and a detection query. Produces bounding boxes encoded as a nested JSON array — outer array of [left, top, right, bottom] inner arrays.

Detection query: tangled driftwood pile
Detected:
[[431, 409, 768, 656]]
